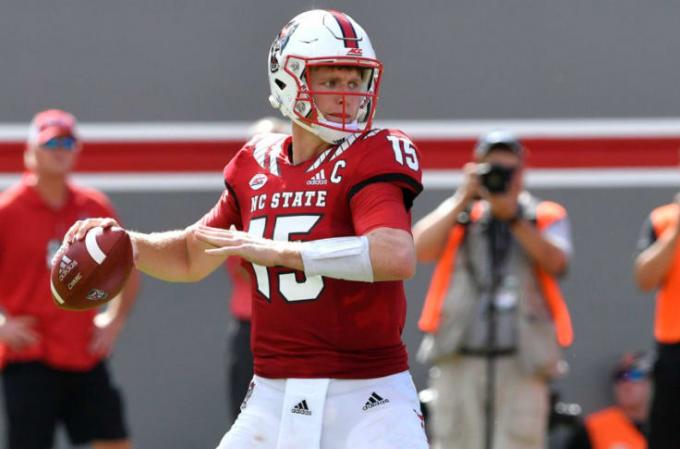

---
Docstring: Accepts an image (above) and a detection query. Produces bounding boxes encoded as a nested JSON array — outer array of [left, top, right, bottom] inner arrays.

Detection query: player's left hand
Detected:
[[89, 314, 124, 356], [195, 224, 293, 267]]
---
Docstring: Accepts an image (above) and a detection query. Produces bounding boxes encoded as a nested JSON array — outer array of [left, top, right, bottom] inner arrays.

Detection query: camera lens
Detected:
[[478, 163, 515, 194]]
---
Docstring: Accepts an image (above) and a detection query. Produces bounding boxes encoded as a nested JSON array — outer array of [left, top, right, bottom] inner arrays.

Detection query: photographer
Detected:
[[414, 131, 573, 449]]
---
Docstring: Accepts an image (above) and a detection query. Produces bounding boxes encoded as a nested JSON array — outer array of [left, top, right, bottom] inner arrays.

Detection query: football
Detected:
[[50, 226, 134, 311]]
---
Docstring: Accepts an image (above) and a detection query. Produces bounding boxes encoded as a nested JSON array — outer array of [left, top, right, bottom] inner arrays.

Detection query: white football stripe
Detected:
[[50, 281, 65, 304], [85, 227, 107, 264]]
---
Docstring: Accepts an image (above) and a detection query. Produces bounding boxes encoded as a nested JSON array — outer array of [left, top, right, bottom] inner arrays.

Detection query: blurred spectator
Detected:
[[414, 131, 573, 449], [226, 117, 288, 421], [565, 352, 651, 449], [634, 194, 680, 449], [0, 109, 139, 449]]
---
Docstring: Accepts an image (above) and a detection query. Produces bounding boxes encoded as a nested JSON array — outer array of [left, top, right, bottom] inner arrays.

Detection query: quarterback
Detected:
[[66, 9, 428, 449]]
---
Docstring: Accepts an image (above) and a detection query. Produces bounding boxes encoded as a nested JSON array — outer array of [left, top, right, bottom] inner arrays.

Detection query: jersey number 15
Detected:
[[248, 215, 323, 303]]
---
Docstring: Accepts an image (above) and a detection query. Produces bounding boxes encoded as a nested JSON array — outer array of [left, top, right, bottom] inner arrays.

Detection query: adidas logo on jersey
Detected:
[[362, 392, 390, 411], [291, 399, 312, 416], [306, 169, 328, 186]]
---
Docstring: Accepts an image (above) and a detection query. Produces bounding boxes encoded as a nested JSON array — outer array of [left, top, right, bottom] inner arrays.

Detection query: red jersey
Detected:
[[0, 176, 119, 371], [202, 129, 423, 378]]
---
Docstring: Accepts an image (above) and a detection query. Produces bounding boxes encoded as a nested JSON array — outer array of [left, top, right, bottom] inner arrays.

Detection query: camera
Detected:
[[477, 163, 515, 194]]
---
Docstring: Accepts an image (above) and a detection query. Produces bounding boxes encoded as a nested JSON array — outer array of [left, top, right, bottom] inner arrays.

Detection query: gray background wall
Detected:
[[1, 0, 678, 447], [1, 1, 680, 122]]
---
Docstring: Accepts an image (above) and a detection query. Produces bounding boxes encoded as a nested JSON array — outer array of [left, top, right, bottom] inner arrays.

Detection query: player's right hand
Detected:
[[0, 316, 40, 351], [64, 217, 121, 244]]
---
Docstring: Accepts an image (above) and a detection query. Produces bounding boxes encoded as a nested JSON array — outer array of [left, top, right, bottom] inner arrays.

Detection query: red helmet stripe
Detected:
[[329, 10, 359, 48]]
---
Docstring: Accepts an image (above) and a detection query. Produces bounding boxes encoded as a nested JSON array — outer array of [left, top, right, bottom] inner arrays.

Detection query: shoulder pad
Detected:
[[244, 132, 288, 173], [348, 128, 422, 185], [342, 129, 423, 207]]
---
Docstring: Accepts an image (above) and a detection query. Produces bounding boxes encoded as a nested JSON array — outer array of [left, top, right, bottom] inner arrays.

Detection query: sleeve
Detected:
[[636, 216, 657, 253], [200, 150, 245, 229], [200, 188, 242, 230], [350, 183, 412, 235], [543, 216, 573, 258], [347, 129, 423, 210], [536, 200, 572, 258]]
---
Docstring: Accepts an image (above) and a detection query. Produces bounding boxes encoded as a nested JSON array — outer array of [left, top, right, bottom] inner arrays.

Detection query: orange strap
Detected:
[[417, 225, 465, 333], [535, 201, 573, 347], [418, 200, 573, 347], [535, 269, 573, 346]]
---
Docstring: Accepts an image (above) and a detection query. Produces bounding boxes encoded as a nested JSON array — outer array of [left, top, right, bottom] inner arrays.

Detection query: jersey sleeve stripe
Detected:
[[347, 173, 423, 210], [225, 181, 241, 215]]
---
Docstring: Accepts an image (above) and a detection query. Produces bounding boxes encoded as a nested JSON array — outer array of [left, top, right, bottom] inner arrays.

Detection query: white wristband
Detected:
[[300, 236, 374, 282]]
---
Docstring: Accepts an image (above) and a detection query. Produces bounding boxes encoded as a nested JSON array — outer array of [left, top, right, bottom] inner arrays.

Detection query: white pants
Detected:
[[428, 355, 548, 449], [216, 370, 429, 449]]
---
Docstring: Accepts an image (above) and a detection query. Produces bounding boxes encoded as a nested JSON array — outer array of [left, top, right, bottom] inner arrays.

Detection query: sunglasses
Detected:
[[41, 136, 77, 151], [613, 368, 648, 383]]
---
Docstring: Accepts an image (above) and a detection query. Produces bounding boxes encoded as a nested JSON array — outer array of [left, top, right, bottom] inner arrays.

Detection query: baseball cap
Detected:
[[474, 130, 524, 159], [611, 352, 652, 383], [28, 109, 79, 147]]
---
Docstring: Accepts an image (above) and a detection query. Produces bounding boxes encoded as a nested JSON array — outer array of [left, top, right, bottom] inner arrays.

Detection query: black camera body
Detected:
[[477, 163, 515, 194]]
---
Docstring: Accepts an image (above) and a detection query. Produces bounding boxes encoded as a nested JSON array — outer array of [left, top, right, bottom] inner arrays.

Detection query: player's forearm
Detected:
[[413, 194, 466, 262], [368, 228, 416, 281], [296, 229, 414, 282], [635, 229, 680, 290], [130, 229, 203, 282], [272, 241, 305, 271]]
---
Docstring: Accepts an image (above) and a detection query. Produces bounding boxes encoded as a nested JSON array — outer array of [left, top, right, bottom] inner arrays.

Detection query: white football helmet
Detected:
[[268, 10, 382, 144]]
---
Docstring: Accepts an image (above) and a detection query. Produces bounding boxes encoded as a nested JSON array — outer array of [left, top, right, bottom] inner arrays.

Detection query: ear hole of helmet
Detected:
[[286, 57, 306, 78]]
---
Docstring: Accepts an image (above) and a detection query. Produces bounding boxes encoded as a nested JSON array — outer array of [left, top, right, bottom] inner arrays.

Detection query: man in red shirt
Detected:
[[0, 109, 139, 449], [66, 9, 428, 449]]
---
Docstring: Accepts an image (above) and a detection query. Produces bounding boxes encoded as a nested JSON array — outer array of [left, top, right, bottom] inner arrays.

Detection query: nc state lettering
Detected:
[[251, 190, 327, 212]]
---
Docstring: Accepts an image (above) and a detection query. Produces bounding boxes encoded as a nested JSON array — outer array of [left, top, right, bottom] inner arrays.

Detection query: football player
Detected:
[[66, 9, 428, 449]]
